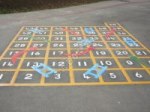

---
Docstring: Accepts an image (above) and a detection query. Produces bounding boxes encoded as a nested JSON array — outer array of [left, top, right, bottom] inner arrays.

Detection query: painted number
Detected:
[[78, 61, 87, 67], [73, 43, 80, 47], [34, 37, 46, 40], [39, 27, 48, 30], [58, 62, 65, 67], [72, 31, 80, 35], [54, 73, 61, 79], [111, 43, 121, 47], [27, 62, 40, 67], [99, 61, 112, 66], [83, 74, 90, 79], [52, 51, 64, 55], [9, 51, 19, 56], [93, 43, 103, 47], [135, 51, 148, 56], [31, 52, 41, 56], [116, 51, 128, 55], [52, 62, 65, 67], [18, 37, 28, 41], [24, 73, 33, 80], [109, 37, 115, 40], [14, 44, 26, 48], [90, 37, 98, 40], [96, 51, 107, 55], [37, 32, 47, 35], [53, 43, 64, 47], [126, 60, 134, 65], [72, 37, 82, 41], [54, 37, 63, 40], [0, 74, 4, 80], [22, 32, 32, 35], [33, 44, 44, 47], [148, 60, 150, 64], [109, 73, 117, 79], [55, 32, 64, 35], [58, 51, 64, 55], [70, 27, 79, 30], [2, 62, 13, 67], [135, 72, 143, 78]]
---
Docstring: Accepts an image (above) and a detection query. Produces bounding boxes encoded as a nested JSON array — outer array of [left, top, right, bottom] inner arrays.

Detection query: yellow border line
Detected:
[[0, 81, 150, 86]]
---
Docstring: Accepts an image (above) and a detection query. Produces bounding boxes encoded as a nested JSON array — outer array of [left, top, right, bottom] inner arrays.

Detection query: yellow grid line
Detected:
[[81, 27, 104, 83], [10, 27, 37, 84], [65, 27, 75, 84], [40, 27, 52, 84], [0, 24, 150, 86], [115, 23, 150, 75], [117, 23, 150, 52], [95, 25, 132, 82], [104, 23, 132, 82], [15, 40, 105, 42], [1, 57, 150, 59]]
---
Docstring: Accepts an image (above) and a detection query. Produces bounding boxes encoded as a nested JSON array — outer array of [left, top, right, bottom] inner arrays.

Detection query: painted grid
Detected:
[[0, 23, 150, 86]]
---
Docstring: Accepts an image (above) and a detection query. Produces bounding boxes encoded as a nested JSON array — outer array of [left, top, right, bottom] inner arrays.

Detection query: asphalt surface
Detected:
[[0, 0, 150, 112]]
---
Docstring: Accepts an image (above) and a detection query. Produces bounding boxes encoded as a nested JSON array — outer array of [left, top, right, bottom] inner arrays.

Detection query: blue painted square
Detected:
[[84, 27, 96, 35], [31, 63, 57, 78], [83, 63, 108, 79]]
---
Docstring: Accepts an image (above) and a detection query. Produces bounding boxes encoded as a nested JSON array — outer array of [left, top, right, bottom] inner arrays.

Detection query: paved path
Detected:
[[0, 0, 150, 112]]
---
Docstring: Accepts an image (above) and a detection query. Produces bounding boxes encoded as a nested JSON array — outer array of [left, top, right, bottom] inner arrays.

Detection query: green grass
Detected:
[[0, 0, 106, 14]]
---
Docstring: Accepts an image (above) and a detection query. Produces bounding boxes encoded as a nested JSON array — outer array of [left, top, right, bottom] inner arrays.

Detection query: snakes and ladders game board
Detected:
[[0, 23, 150, 86]]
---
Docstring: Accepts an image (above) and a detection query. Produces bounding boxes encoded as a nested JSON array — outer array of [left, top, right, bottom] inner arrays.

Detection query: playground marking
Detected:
[[0, 23, 150, 86]]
